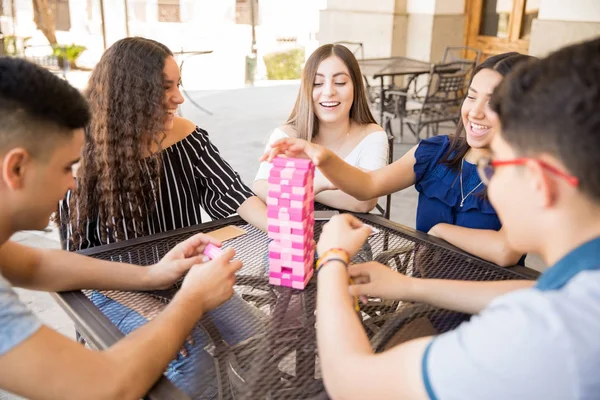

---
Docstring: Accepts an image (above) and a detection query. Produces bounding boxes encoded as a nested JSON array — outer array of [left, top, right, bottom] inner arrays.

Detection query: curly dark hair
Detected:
[[440, 52, 537, 170], [0, 56, 89, 156], [491, 37, 600, 201], [65, 37, 173, 246]]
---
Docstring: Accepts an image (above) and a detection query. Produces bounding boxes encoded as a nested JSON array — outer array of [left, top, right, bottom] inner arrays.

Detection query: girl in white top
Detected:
[[253, 43, 388, 213]]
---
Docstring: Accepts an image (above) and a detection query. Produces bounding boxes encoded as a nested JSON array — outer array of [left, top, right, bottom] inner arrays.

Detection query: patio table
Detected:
[[53, 214, 539, 400]]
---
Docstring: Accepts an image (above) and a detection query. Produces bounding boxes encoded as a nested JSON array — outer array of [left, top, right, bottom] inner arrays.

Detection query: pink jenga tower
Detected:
[[266, 156, 315, 289]]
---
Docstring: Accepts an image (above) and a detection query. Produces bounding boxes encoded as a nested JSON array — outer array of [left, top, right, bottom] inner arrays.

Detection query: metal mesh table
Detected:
[[54, 214, 539, 400]]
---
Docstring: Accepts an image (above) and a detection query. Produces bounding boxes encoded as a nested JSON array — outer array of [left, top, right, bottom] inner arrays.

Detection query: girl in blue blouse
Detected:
[[263, 52, 536, 267]]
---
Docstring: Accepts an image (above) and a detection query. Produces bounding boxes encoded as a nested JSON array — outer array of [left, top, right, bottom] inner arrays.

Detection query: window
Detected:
[[235, 0, 258, 25], [465, 0, 537, 58], [158, 0, 180, 23]]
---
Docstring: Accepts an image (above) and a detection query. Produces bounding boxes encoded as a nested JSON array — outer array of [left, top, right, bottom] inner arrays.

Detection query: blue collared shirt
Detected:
[[422, 236, 600, 400]]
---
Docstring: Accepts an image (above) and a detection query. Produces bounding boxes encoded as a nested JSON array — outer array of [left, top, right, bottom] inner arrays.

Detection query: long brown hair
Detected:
[[66, 37, 173, 245], [441, 52, 537, 169], [285, 44, 376, 141]]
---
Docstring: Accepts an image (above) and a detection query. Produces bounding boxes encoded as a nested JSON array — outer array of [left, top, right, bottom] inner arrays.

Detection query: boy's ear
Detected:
[[526, 159, 558, 209], [1, 148, 32, 190]]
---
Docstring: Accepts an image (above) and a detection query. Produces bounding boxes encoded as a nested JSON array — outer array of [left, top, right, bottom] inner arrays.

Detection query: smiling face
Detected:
[[312, 55, 354, 125], [162, 56, 184, 131], [461, 68, 504, 149]]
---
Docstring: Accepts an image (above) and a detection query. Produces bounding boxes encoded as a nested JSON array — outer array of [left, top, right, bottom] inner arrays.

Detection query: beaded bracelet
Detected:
[[316, 257, 349, 272], [316, 249, 360, 312], [316, 248, 350, 270]]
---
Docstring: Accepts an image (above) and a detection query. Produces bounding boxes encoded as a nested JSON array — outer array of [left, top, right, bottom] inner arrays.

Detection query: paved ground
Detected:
[[1, 82, 545, 399]]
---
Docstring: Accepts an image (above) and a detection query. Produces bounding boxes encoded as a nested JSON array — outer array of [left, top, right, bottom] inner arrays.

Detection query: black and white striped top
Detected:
[[61, 127, 255, 251]]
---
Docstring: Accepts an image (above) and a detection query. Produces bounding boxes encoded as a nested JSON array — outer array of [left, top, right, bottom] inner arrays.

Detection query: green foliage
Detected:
[[263, 48, 305, 80], [3, 36, 32, 56], [51, 43, 87, 63]]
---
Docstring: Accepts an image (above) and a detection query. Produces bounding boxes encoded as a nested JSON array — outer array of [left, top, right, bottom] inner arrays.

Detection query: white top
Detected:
[[254, 128, 389, 181]]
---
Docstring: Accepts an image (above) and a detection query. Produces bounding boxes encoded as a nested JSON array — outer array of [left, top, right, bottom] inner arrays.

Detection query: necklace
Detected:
[[460, 156, 484, 207]]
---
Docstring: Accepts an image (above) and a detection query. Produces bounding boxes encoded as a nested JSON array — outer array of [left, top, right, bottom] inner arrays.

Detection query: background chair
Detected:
[[385, 61, 473, 142]]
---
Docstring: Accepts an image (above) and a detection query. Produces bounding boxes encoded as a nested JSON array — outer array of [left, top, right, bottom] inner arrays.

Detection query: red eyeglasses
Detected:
[[477, 158, 580, 187]]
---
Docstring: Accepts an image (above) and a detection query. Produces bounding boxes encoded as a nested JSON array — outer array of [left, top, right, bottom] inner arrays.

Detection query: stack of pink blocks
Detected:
[[266, 156, 315, 289]]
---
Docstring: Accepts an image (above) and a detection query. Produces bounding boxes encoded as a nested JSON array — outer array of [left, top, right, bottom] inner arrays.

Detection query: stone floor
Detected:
[[0, 82, 545, 399]]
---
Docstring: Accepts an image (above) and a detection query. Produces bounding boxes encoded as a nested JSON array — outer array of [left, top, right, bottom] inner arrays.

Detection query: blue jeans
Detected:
[[91, 291, 264, 399]]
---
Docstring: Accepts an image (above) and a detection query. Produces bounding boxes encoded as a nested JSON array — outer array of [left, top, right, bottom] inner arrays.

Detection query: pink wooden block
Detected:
[[203, 243, 222, 260], [279, 198, 290, 208], [281, 259, 313, 274], [290, 200, 308, 209], [270, 271, 311, 283], [286, 212, 304, 222], [268, 240, 282, 252], [272, 156, 313, 170], [268, 218, 310, 230], [291, 228, 305, 236], [269, 276, 281, 286], [278, 184, 312, 194], [266, 196, 278, 206], [268, 189, 309, 201], [288, 247, 305, 257], [280, 239, 293, 248], [271, 167, 311, 180], [278, 176, 309, 187], [267, 209, 289, 219], [269, 258, 282, 272], [291, 271, 313, 289], [292, 186, 311, 195]]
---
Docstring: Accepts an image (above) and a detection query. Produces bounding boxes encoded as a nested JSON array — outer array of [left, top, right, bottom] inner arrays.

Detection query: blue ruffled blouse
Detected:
[[414, 135, 501, 234]]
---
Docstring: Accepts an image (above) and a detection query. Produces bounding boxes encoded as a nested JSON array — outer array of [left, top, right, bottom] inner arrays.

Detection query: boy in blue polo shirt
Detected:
[[314, 38, 600, 399]]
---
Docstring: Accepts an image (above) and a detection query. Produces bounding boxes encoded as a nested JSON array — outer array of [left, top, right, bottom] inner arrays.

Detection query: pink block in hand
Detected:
[[203, 243, 222, 260]]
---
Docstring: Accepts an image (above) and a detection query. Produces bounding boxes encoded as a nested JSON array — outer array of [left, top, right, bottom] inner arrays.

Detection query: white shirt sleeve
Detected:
[[349, 131, 389, 171], [254, 128, 290, 182]]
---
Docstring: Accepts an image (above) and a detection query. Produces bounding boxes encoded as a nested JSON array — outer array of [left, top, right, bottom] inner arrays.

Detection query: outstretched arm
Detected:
[[0, 248, 241, 400], [428, 225, 523, 267], [262, 138, 419, 200], [0, 233, 215, 292]]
